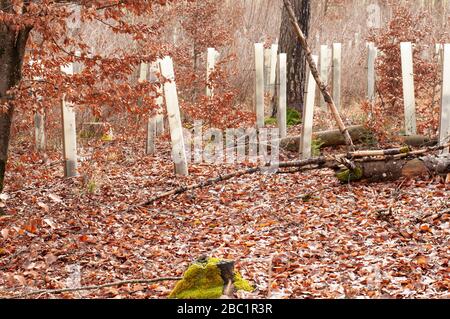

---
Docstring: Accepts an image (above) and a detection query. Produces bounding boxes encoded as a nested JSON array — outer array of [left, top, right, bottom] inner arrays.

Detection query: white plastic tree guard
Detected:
[[367, 42, 378, 102], [300, 55, 318, 160], [440, 44, 450, 153], [277, 53, 287, 139], [60, 62, 78, 177], [31, 59, 46, 151], [206, 48, 220, 97], [332, 43, 342, 109], [159, 56, 189, 176], [255, 43, 265, 129], [400, 42, 417, 135], [268, 44, 279, 112], [150, 60, 165, 135], [320, 45, 330, 109], [139, 62, 148, 83]]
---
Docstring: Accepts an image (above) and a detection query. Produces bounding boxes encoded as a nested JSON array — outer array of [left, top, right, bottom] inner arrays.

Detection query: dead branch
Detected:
[[142, 157, 337, 206], [140, 142, 450, 206], [8, 277, 182, 299]]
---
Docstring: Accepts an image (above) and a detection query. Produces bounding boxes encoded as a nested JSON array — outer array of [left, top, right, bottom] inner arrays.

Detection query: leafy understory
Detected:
[[0, 136, 448, 299]]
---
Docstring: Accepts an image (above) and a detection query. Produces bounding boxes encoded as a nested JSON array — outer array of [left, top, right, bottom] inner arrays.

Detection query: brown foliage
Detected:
[[365, 6, 449, 142]]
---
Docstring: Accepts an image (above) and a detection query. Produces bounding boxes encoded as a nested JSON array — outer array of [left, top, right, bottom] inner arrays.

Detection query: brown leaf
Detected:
[[44, 253, 57, 266], [1, 228, 9, 239], [37, 202, 49, 212], [48, 193, 62, 203]]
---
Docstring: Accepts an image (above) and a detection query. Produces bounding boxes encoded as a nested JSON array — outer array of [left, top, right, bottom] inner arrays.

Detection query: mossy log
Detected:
[[169, 257, 252, 299], [280, 125, 437, 151], [336, 154, 450, 183]]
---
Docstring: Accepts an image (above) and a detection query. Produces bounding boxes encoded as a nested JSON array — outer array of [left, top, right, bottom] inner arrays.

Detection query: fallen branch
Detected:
[[142, 157, 336, 206], [140, 143, 450, 206], [9, 277, 182, 299], [415, 208, 450, 224]]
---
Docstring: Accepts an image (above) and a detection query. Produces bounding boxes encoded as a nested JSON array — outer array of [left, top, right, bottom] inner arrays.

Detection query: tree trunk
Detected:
[[279, 0, 311, 113], [0, 8, 31, 192]]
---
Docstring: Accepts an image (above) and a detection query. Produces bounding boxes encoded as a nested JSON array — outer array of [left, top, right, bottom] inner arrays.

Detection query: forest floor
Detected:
[[0, 130, 449, 299]]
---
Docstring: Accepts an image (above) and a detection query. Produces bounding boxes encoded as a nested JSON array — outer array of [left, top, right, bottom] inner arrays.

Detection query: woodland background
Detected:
[[0, 0, 449, 299]]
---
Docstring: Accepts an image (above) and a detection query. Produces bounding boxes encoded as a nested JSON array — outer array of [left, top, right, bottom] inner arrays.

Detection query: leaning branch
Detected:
[[282, 0, 355, 151]]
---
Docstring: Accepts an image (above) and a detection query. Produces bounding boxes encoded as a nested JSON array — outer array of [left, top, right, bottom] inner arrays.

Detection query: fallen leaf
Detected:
[[44, 253, 58, 266], [419, 224, 430, 232], [43, 218, 57, 229], [37, 202, 49, 212], [24, 223, 37, 234], [14, 275, 26, 285], [48, 193, 62, 203], [415, 255, 428, 266], [1, 228, 9, 239]]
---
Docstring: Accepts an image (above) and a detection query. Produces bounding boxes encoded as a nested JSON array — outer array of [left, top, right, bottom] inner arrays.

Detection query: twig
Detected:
[[0, 247, 28, 270], [266, 255, 274, 299], [8, 277, 182, 299], [415, 208, 450, 224]]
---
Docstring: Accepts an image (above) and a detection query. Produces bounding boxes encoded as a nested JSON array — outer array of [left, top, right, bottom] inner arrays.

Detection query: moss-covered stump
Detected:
[[169, 257, 253, 299]]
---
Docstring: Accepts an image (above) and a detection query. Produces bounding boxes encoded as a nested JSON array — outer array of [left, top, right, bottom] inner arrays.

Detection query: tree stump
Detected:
[[168, 257, 252, 299]]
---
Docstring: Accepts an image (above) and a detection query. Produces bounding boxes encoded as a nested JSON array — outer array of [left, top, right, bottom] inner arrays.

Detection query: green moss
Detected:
[[233, 272, 253, 292], [79, 130, 95, 139], [336, 166, 364, 183], [400, 146, 410, 154], [169, 258, 253, 299], [264, 117, 278, 126], [264, 108, 301, 127], [87, 180, 97, 193]]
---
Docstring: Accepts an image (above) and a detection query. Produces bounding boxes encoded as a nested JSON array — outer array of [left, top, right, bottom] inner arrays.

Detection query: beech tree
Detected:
[[279, 0, 311, 111], [0, 0, 169, 192]]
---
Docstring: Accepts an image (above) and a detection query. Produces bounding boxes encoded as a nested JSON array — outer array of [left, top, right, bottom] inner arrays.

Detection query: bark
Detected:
[[0, 3, 32, 192], [216, 260, 235, 291], [279, 0, 310, 112]]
